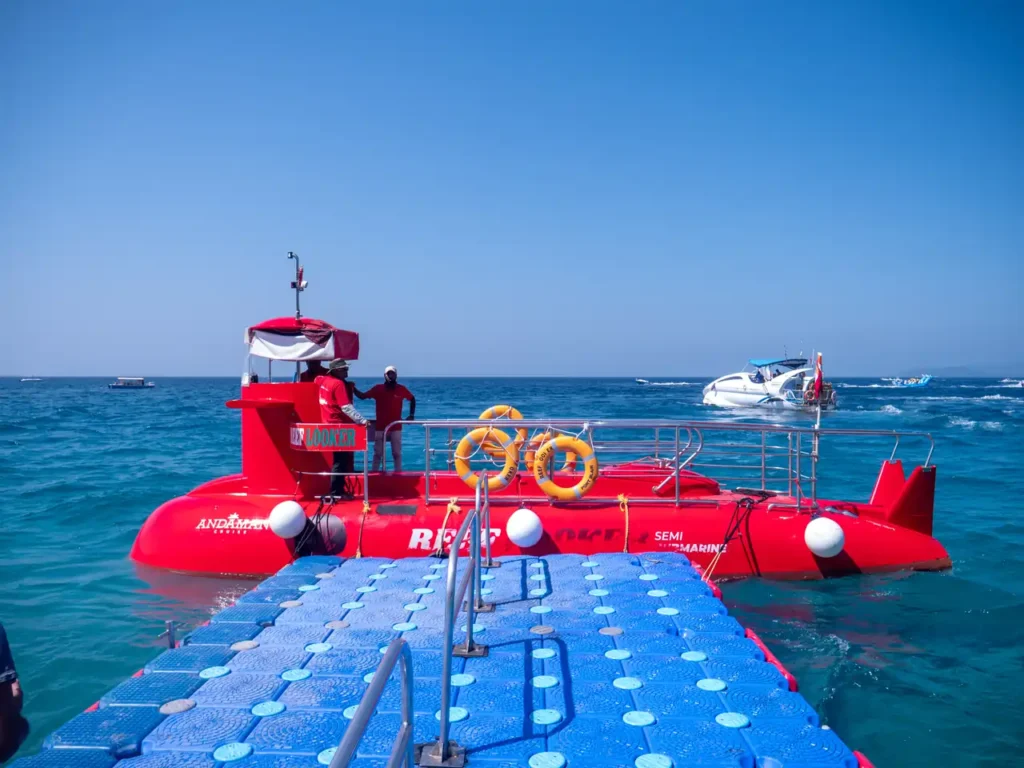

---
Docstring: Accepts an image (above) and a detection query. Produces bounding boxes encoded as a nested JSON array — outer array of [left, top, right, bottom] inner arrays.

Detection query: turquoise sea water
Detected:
[[1, 376, 1023, 766]]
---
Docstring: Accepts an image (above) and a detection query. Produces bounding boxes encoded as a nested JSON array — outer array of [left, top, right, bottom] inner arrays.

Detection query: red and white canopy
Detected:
[[245, 317, 360, 362]]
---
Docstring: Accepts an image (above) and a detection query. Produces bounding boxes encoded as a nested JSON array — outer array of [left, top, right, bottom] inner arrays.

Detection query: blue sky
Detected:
[[2, 1, 1021, 377]]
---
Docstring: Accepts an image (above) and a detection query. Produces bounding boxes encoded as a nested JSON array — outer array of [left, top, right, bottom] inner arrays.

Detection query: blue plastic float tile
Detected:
[[703, 659, 788, 689], [545, 679, 634, 717], [245, 710, 350, 754], [646, 717, 756, 767], [274, 603, 346, 625], [142, 706, 254, 752], [623, 655, 705, 685], [545, 713, 647, 759], [325, 628, 396, 649], [402, 648, 446, 678], [227, 646, 311, 675], [100, 672, 202, 707], [635, 682, 728, 719], [114, 753, 217, 767], [276, 557, 342, 575], [213, 604, 284, 625], [610, 612, 679, 633], [447, 714, 545, 763], [351, 713, 436, 759], [745, 722, 858, 767], [145, 645, 234, 673], [622, 633, 689, 656], [215, 756, 324, 768], [686, 634, 766, 661], [545, 631, 616, 654], [678, 615, 746, 637], [256, 624, 330, 648], [724, 685, 820, 725], [462, 651, 539, 682], [453, 678, 543, 715], [378, 675, 445, 714], [238, 589, 304, 605], [44, 706, 165, 757], [185, 622, 263, 646], [6, 751, 116, 768], [342, 605, 411, 628], [303, 648, 382, 677], [277, 675, 366, 710], [553, 651, 626, 682], [258, 575, 319, 591], [191, 671, 286, 708]]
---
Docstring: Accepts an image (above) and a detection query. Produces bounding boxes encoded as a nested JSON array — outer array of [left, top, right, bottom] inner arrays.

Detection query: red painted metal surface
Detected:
[[130, 379, 951, 580]]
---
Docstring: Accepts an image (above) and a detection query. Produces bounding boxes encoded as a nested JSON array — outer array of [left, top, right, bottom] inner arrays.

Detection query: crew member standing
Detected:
[[316, 359, 368, 498], [356, 366, 415, 472]]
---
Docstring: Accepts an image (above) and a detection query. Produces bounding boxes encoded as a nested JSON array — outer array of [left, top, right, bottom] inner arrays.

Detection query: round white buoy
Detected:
[[507, 508, 544, 548], [804, 517, 845, 558], [269, 501, 307, 539]]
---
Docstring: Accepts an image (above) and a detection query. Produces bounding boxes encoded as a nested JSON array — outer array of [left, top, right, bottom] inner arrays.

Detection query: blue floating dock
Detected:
[[12, 554, 865, 768]]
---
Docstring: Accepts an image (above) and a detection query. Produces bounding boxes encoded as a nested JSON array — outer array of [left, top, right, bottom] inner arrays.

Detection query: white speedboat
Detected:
[[703, 357, 836, 409]]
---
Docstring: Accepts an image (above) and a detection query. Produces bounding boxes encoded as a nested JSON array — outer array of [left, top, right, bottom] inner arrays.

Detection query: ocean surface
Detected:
[[1, 376, 1023, 766]]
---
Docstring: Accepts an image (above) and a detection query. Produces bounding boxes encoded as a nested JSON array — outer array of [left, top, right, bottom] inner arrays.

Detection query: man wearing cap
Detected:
[[316, 359, 368, 498], [355, 366, 416, 472]]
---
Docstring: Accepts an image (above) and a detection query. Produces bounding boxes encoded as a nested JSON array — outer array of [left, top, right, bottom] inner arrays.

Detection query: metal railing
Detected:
[[329, 638, 416, 768], [379, 418, 934, 510], [419, 473, 492, 768]]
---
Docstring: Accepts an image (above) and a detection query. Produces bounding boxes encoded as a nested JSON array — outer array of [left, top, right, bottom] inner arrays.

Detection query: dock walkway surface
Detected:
[[11, 553, 869, 768]]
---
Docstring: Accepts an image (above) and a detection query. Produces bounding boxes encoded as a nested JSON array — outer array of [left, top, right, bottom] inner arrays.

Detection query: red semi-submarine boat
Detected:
[[131, 267, 951, 581]]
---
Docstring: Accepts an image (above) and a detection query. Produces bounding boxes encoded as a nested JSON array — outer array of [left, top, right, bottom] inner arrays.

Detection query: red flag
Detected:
[[813, 353, 823, 399]]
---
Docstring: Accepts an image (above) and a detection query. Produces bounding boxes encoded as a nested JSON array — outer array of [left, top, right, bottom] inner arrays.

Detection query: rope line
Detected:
[[618, 493, 630, 553], [354, 500, 371, 558], [434, 497, 461, 557], [702, 491, 771, 582]]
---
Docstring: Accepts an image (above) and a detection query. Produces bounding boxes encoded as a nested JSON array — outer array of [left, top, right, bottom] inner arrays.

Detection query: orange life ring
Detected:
[[477, 405, 528, 459], [523, 431, 577, 473]]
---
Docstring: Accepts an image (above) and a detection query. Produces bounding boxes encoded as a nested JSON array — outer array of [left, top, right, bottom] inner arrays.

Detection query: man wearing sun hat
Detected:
[[355, 365, 416, 472], [316, 359, 368, 498]]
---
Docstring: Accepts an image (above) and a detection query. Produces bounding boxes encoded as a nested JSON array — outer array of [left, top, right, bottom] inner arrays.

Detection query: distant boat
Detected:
[[20, 377, 42, 382], [635, 378, 650, 385], [108, 377, 155, 389], [883, 375, 932, 388]]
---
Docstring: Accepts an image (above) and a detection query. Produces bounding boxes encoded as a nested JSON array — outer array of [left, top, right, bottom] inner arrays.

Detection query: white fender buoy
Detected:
[[269, 501, 307, 539], [506, 508, 543, 548], [804, 517, 845, 558]]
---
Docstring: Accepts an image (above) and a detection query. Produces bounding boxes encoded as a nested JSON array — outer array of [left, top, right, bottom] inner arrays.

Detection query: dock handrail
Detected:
[[419, 472, 491, 768], [329, 637, 415, 768]]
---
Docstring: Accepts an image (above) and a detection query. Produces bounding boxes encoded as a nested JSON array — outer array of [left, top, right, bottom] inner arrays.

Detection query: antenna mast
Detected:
[[287, 252, 305, 320]]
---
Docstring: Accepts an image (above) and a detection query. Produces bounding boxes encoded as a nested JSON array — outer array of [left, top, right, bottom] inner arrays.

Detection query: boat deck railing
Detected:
[[380, 418, 935, 511], [329, 637, 416, 768]]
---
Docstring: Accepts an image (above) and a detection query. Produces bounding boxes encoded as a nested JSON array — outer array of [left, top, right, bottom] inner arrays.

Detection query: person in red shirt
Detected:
[[355, 365, 415, 472], [316, 359, 368, 498]]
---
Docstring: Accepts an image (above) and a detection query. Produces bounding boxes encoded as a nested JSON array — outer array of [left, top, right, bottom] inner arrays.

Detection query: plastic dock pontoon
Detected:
[[14, 499, 872, 768]]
